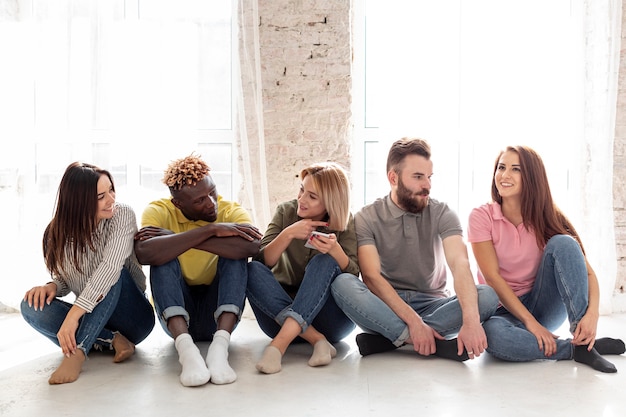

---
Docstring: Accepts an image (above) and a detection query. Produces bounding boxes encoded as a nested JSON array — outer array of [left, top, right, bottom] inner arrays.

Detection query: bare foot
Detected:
[[48, 350, 86, 385], [112, 333, 135, 363]]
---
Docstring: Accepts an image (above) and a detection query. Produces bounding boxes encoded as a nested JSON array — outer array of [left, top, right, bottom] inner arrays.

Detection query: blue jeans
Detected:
[[150, 257, 248, 341], [20, 268, 155, 357], [331, 275, 499, 346], [246, 254, 356, 343], [482, 235, 589, 361]]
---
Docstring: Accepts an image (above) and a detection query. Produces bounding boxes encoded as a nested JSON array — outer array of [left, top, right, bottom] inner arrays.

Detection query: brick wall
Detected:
[[254, 0, 353, 210]]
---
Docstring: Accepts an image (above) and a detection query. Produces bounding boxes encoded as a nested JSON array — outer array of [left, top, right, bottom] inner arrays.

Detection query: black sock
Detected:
[[594, 338, 626, 355], [573, 345, 617, 373], [433, 338, 469, 362], [355, 333, 399, 356]]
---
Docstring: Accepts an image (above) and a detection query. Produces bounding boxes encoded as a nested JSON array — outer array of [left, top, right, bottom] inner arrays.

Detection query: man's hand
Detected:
[[407, 317, 444, 356], [211, 223, 263, 241], [456, 321, 488, 359], [134, 226, 174, 241]]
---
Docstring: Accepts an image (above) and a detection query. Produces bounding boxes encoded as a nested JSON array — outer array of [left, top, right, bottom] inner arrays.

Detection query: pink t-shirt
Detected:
[[467, 202, 542, 297]]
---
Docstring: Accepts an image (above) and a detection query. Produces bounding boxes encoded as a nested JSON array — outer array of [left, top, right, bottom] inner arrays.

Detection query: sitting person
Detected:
[[467, 145, 625, 373], [331, 138, 499, 360], [21, 162, 155, 384], [134, 154, 262, 386], [247, 162, 359, 374]]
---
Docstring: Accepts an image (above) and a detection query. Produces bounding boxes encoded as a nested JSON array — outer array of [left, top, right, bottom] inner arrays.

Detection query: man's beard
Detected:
[[397, 177, 429, 213]]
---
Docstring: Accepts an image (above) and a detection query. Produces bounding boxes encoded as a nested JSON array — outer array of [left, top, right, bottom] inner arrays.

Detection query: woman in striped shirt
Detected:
[[21, 162, 155, 384]]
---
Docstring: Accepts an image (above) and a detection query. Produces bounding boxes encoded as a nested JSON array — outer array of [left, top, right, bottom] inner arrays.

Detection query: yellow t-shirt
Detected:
[[141, 196, 252, 285]]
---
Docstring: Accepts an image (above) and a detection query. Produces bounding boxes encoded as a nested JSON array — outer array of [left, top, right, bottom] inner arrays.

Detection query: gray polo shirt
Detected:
[[355, 194, 463, 296]]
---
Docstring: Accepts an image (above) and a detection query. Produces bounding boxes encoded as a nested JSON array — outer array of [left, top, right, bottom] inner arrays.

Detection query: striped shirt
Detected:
[[51, 203, 147, 313]]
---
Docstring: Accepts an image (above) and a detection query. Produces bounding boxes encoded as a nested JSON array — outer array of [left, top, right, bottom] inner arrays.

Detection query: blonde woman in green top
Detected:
[[247, 162, 360, 374]]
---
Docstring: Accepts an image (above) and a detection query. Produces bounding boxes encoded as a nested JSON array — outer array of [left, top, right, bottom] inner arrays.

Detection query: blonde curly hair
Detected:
[[163, 154, 211, 191]]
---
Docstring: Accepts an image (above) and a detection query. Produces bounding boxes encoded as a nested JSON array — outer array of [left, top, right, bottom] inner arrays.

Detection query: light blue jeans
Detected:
[[150, 257, 248, 341], [482, 235, 589, 361], [331, 274, 499, 346], [20, 268, 155, 357], [246, 254, 356, 343]]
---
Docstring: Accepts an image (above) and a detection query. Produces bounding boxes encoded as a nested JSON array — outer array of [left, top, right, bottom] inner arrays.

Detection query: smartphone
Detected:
[[304, 231, 331, 249]]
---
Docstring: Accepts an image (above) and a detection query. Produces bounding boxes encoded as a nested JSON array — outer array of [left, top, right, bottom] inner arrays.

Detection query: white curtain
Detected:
[[581, 0, 622, 314], [0, 0, 241, 308], [235, 0, 272, 231]]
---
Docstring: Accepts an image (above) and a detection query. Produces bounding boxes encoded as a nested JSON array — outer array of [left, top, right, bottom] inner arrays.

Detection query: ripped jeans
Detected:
[[20, 268, 155, 357], [246, 254, 356, 343]]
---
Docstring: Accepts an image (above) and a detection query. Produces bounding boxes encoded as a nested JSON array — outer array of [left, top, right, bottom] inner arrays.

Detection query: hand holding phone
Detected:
[[304, 231, 331, 249]]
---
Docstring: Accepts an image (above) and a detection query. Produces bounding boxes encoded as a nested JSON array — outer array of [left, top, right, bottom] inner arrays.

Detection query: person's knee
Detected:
[[248, 260, 267, 275], [309, 252, 340, 270], [331, 273, 357, 294], [150, 259, 180, 278], [477, 285, 499, 317], [19, 298, 35, 321], [546, 234, 578, 251], [218, 257, 247, 271]]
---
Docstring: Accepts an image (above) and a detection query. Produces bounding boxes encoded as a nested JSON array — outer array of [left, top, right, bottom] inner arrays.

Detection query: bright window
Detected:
[[0, 0, 237, 303], [352, 0, 583, 227], [0, 0, 236, 205]]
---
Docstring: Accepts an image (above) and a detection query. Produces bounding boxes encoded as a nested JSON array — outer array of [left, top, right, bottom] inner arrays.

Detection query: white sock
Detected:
[[308, 340, 337, 367], [174, 333, 210, 387], [206, 330, 237, 384]]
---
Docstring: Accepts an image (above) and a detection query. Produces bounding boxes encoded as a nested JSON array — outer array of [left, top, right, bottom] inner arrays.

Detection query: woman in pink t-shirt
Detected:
[[468, 145, 624, 372]]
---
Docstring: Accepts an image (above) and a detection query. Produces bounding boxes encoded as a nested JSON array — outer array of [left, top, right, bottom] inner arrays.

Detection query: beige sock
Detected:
[[308, 340, 337, 367], [256, 345, 283, 374], [112, 333, 135, 363], [48, 349, 86, 385]]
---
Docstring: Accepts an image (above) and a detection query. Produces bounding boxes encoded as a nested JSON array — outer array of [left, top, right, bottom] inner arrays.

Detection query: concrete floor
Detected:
[[1, 309, 625, 417]]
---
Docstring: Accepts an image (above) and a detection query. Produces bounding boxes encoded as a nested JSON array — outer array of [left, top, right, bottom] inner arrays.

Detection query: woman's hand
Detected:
[[57, 305, 86, 357], [526, 321, 559, 357], [305, 232, 338, 255], [572, 311, 599, 349], [285, 219, 329, 241], [23, 283, 57, 311], [57, 317, 80, 357]]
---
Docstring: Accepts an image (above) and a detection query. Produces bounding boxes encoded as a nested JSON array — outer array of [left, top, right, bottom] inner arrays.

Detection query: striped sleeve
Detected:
[[74, 204, 137, 313]]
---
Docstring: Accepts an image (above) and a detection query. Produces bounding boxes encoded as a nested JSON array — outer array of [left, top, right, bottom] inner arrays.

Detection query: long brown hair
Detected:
[[43, 162, 115, 276], [491, 146, 583, 251]]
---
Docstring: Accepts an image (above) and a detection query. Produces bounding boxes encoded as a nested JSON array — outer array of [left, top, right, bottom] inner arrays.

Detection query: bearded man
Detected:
[[331, 137, 499, 361]]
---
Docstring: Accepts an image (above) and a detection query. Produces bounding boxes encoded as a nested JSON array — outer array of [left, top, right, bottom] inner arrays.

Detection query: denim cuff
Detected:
[[162, 306, 190, 327], [214, 304, 242, 324], [395, 327, 410, 347], [276, 307, 307, 333]]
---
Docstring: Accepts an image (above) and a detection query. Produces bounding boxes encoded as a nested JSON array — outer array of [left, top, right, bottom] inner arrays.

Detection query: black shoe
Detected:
[[574, 345, 617, 373], [355, 333, 399, 356], [433, 338, 469, 362], [594, 337, 626, 355]]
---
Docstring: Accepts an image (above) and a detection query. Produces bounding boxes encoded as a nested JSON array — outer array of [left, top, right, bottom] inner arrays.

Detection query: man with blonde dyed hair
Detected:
[[135, 154, 262, 387]]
